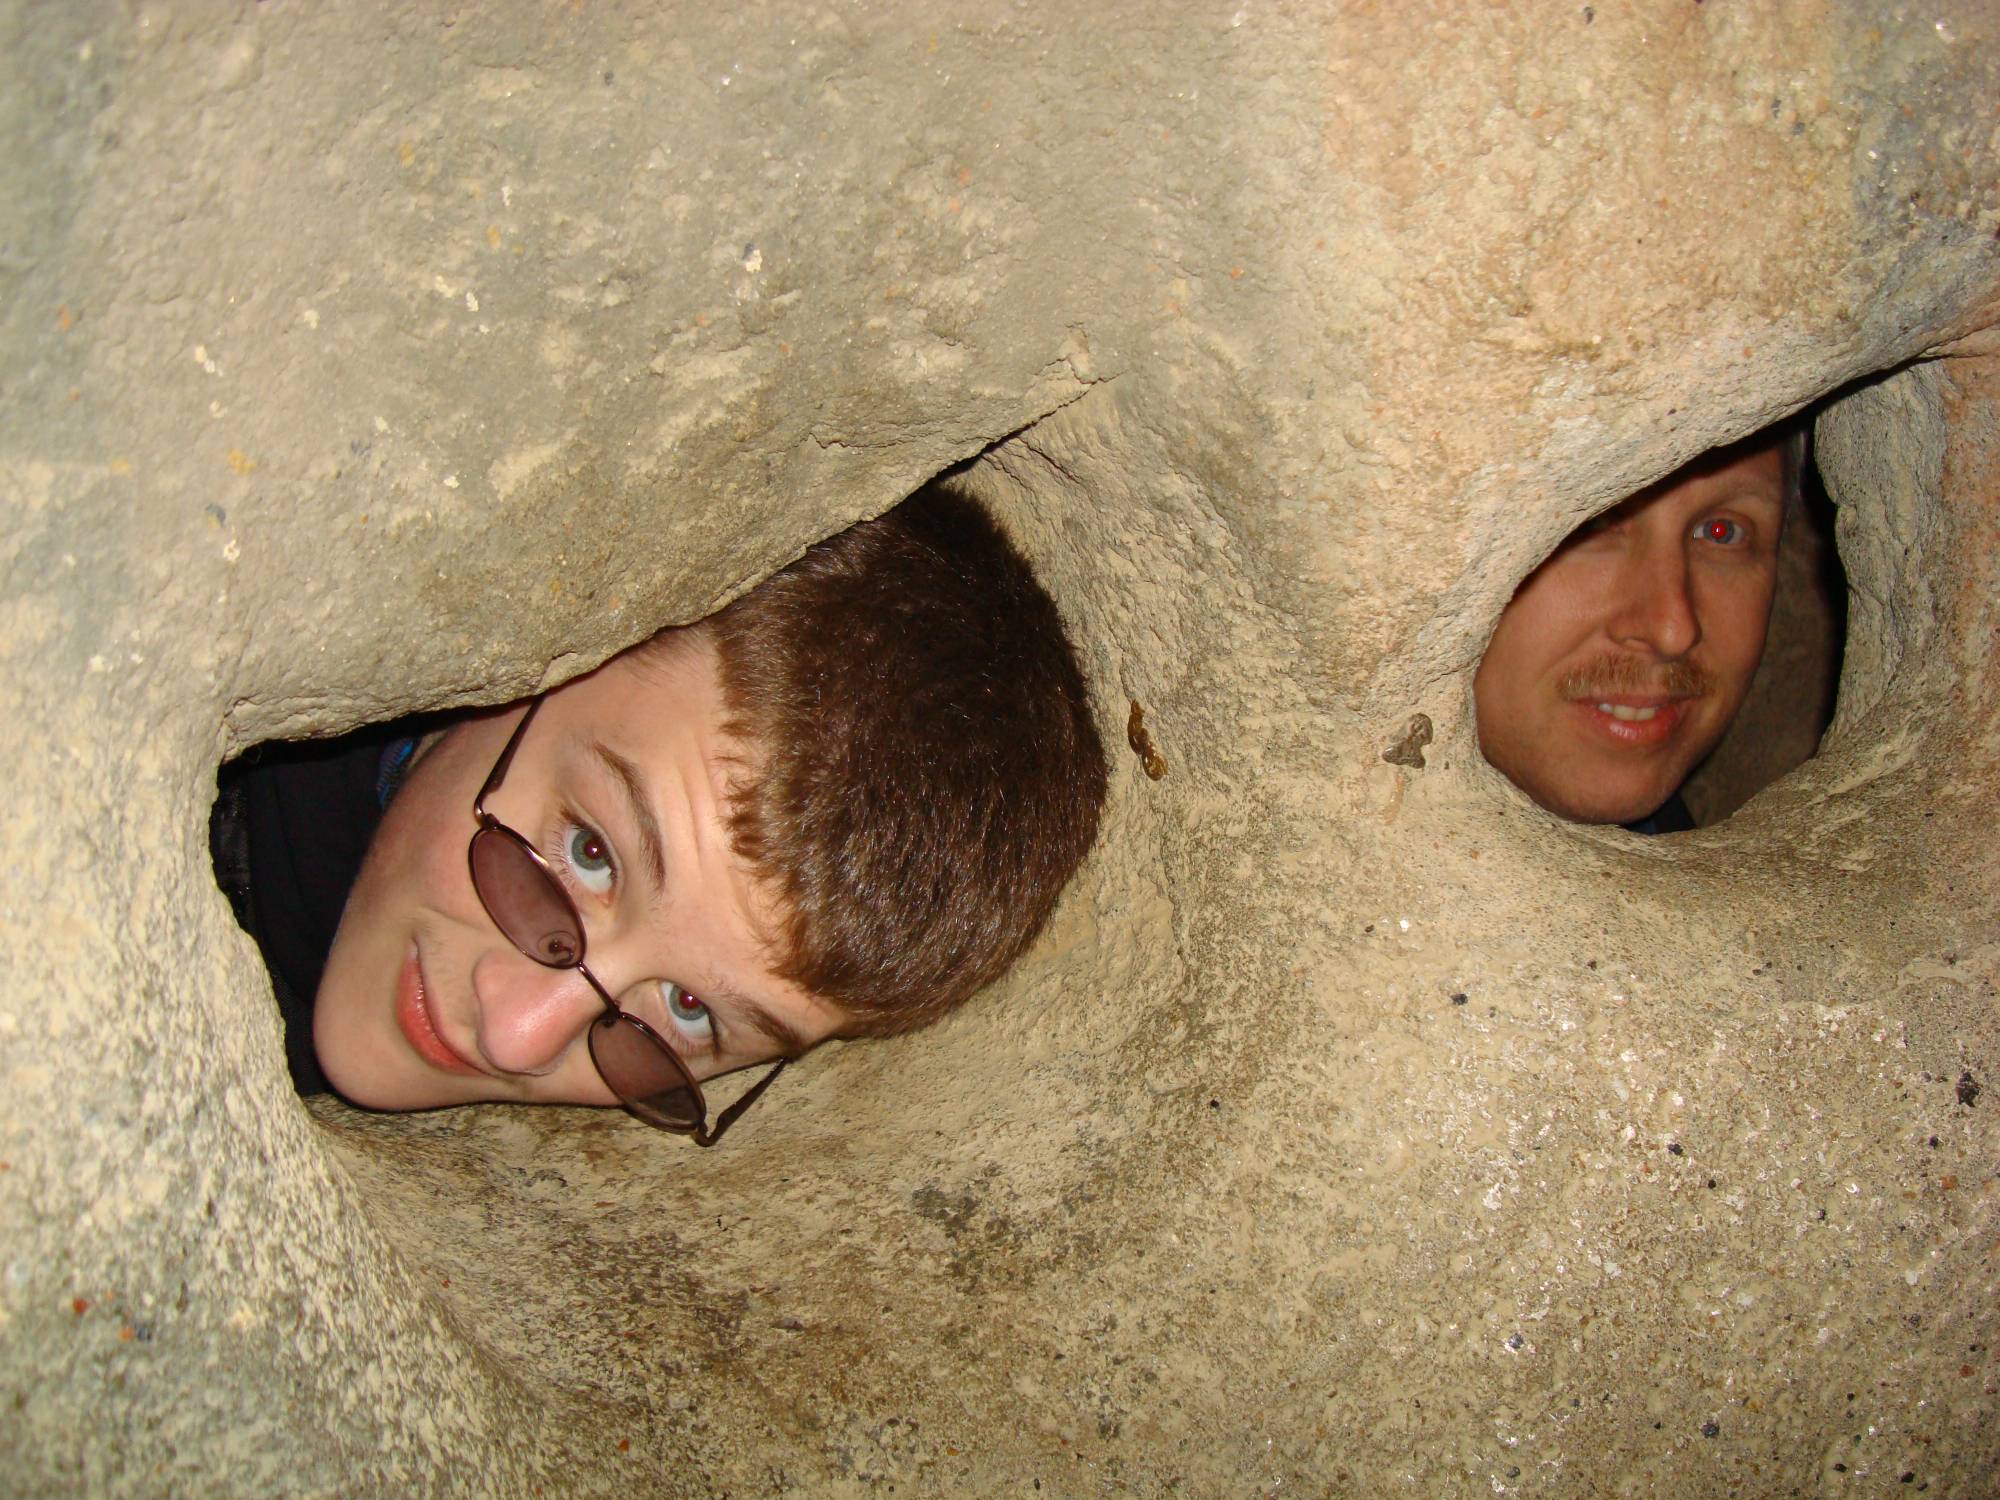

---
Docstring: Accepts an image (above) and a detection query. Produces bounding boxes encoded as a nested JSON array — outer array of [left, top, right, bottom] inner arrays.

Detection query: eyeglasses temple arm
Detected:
[[693, 1059, 788, 1148], [475, 696, 545, 816]]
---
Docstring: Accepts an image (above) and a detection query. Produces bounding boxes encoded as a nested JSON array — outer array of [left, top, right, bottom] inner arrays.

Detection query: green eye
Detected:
[[647, 981, 714, 1049], [666, 985, 707, 1026], [565, 823, 615, 895]]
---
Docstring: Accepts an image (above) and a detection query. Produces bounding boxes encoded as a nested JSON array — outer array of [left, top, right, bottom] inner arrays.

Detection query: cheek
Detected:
[[1479, 607, 1561, 715], [350, 778, 479, 932], [1486, 561, 1608, 675], [401, 814, 478, 923], [1702, 576, 1780, 682]]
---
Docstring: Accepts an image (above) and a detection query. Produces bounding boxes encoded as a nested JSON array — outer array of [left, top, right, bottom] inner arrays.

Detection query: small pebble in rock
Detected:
[[1380, 712, 1433, 769], [1125, 701, 1169, 781], [1701, 1422, 1719, 1438]]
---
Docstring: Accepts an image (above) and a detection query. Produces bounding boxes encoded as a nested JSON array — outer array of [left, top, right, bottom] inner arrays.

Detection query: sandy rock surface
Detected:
[[3, 3, 1997, 1494]]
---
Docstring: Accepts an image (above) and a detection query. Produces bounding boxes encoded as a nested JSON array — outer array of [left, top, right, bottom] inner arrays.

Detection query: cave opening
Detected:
[[204, 467, 1112, 1135], [1470, 418, 1851, 834]]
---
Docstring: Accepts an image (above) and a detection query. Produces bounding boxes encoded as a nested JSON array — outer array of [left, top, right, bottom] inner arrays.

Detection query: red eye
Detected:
[[1698, 517, 1741, 545], [667, 986, 706, 1023]]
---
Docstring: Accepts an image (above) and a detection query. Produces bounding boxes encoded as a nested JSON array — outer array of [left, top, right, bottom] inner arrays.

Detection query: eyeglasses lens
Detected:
[[590, 1014, 704, 1129], [469, 826, 583, 966], [471, 823, 706, 1133]]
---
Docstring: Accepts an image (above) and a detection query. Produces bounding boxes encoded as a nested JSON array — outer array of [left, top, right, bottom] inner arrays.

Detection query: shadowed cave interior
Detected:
[[1679, 449, 1846, 827]]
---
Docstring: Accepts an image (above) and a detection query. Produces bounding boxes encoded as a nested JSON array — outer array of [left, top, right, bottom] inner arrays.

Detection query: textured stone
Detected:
[[3, 2, 1997, 1494]]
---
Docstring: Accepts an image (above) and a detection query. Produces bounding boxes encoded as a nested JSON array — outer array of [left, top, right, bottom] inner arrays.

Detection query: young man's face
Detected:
[[313, 632, 849, 1113], [1473, 440, 1787, 825]]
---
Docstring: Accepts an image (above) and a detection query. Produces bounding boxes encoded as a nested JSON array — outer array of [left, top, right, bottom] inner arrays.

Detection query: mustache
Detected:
[[1557, 655, 1714, 701]]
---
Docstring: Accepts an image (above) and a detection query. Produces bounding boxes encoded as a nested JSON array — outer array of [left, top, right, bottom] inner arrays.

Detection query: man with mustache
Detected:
[[1473, 429, 1801, 833]]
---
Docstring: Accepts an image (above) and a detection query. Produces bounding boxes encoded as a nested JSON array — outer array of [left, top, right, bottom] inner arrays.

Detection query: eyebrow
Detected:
[[589, 737, 807, 1061], [591, 740, 667, 892], [704, 976, 813, 1061]]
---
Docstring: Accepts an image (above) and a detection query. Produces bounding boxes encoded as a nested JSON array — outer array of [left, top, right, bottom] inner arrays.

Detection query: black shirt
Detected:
[[211, 723, 420, 1095], [1620, 790, 1695, 837]]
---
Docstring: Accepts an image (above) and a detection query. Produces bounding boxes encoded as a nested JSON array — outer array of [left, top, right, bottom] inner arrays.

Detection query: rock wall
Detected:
[[3, 2, 1996, 1494]]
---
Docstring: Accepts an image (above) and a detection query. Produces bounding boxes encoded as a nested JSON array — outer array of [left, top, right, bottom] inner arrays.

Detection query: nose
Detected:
[[469, 945, 607, 1076], [1608, 535, 1701, 659]]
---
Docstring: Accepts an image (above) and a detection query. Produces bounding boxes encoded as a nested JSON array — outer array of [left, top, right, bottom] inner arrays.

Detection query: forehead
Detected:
[[1600, 440, 1787, 528], [554, 632, 723, 743], [542, 637, 835, 1037], [1658, 440, 1786, 505], [544, 641, 762, 902]]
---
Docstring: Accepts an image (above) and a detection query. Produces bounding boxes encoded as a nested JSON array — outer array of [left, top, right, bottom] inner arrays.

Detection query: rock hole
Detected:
[[204, 477, 1110, 1120], [1471, 416, 1843, 831], [1473, 358, 1966, 836]]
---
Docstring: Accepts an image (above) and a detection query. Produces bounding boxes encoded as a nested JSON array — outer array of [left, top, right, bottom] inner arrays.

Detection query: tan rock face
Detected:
[[3, 3, 1996, 1492]]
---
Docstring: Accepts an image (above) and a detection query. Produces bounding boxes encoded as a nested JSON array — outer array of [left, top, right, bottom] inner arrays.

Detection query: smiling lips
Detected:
[[395, 947, 484, 1076], [1555, 654, 1712, 752], [1569, 694, 1691, 747]]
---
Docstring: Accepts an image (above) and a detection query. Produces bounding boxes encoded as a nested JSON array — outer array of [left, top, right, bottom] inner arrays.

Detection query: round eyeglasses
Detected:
[[465, 696, 785, 1146]]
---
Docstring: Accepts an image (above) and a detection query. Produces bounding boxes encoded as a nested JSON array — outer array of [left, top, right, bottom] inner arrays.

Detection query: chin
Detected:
[[1532, 779, 1677, 827], [314, 1037, 401, 1111], [326, 1060, 472, 1113], [313, 1006, 424, 1111], [1575, 801, 1662, 826]]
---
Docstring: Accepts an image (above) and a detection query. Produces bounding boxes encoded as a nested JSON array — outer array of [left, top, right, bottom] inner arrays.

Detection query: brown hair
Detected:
[[699, 482, 1106, 1035]]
